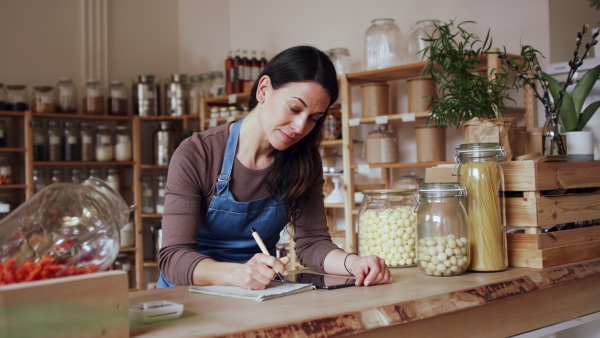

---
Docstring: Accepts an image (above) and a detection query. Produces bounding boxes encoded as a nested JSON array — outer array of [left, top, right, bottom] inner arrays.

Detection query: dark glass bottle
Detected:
[[233, 49, 242, 94], [63, 121, 79, 161], [32, 120, 45, 161]]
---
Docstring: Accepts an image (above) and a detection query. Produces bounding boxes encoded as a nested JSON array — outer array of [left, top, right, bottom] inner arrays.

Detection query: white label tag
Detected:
[[83, 135, 93, 144], [401, 113, 416, 122], [349, 118, 360, 127], [111, 89, 125, 99], [50, 135, 60, 145], [209, 118, 217, 128], [228, 94, 237, 104], [375, 116, 388, 124], [357, 164, 370, 174]]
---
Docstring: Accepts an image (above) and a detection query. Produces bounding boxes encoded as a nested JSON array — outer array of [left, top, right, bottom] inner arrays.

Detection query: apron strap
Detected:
[[216, 118, 244, 196]]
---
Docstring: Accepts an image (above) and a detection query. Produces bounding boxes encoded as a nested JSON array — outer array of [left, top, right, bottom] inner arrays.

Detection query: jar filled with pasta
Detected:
[[357, 189, 418, 267], [416, 182, 469, 276], [456, 143, 507, 272]]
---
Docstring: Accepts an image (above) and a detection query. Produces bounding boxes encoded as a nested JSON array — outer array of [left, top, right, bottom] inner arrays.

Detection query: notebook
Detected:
[[188, 281, 315, 301]]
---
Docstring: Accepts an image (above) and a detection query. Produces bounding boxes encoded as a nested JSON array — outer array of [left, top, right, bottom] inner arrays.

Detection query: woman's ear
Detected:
[[256, 75, 272, 103]]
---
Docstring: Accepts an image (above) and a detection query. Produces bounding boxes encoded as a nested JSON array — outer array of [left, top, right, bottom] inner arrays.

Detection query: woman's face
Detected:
[[257, 77, 331, 151]]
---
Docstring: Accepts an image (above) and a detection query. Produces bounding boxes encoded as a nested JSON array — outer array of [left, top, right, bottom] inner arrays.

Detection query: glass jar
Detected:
[[156, 175, 167, 214], [456, 143, 507, 272], [394, 171, 424, 190], [33, 168, 47, 192], [114, 125, 132, 161], [154, 224, 163, 261], [0, 83, 6, 110], [108, 80, 128, 116], [357, 189, 418, 267], [219, 107, 229, 118], [70, 168, 85, 184], [141, 175, 154, 214], [120, 214, 135, 248], [51, 168, 64, 184], [83, 79, 104, 115], [6, 85, 28, 111], [407, 20, 441, 63], [32, 86, 55, 113], [323, 109, 342, 140], [63, 121, 79, 161], [211, 71, 225, 97], [0, 156, 12, 184], [164, 74, 188, 116], [47, 120, 62, 162], [133, 74, 159, 116], [95, 125, 113, 161], [154, 122, 176, 165], [0, 120, 6, 147], [364, 18, 403, 70], [364, 128, 397, 164], [329, 47, 351, 75], [56, 77, 77, 113], [88, 168, 101, 180], [106, 167, 120, 193], [80, 122, 94, 162], [189, 75, 202, 115], [32, 120, 45, 161], [210, 107, 219, 119], [200, 73, 212, 98], [543, 111, 567, 156], [416, 182, 469, 276]]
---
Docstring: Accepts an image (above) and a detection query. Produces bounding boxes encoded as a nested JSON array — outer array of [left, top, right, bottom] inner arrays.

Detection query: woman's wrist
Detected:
[[343, 253, 358, 276]]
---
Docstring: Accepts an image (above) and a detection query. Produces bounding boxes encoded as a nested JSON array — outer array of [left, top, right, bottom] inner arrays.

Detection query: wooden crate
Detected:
[[0, 271, 129, 338]]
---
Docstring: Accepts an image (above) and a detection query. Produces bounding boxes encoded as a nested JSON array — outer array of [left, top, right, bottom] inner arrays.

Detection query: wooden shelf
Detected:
[[0, 184, 27, 190], [143, 262, 159, 268], [142, 213, 163, 218], [31, 112, 133, 120], [203, 92, 251, 105], [350, 161, 454, 169], [140, 164, 168, 169], [0, 147, 26, 152], [33, 161, 135, 166], [119, 247, 136, 253], [322, 139, 343, 146], [324, 203, 345, 209], [0, 111, 26, 117]]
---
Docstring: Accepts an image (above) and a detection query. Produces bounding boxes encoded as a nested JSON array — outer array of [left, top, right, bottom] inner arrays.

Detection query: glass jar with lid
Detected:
[[133, 74, 159, 116], [83, 79, 104, 115], [95, 125, 113, 161], [329, 47, 352, 75], [364, 18, 403, 70], [32, 86, 55, 113], [0, 156, 12, 184], [70, 168, 85, 184], [33, 168, 47, 192], [141, 175, 154, 214], [407, 20, 441, 63], [156, 175, 167, 214], [456, 143, 507, 272], [55, 77, 77, 113], [6, 85, 28, 111], [51, 168, 64, 184], [47, 120, 62, 161], [88, 168, 101, 180], [164, 73, 188, 116], [120, 213, 135, 249], [394, 171, 424, 190], [32, 120, 45, 161], [210, 107, 219, 119], [357, 189, 418, 267], [416, 182, 469, 276], [0, 84, 6, 110], [108, 80, 128, 115], [106, 167, 120, 193], [63, 121, 79, 161], [80, 122, 94, 162], [188, 75, 202, 115], [364, 128, 397, 164], [154, 122, 176, 165], [114, 125, 132, 161], [210, 71, 225, 97]]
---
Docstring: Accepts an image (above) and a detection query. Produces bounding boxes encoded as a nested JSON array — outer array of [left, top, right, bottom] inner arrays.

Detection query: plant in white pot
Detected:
[[499, 25, 600, 159]]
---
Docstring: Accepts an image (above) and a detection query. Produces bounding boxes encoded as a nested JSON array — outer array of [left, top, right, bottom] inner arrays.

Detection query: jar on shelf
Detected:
[[108, 80, 128, 115], [33, 168, 47, 192], [164, 73, 188, 116], [106, 167, 120, 193], [0, 120, 6, 147], [83, 79, 104, 115], [141, 175, 154, 214], [219, 107, 229, 118], [70, 168, 85, 184], [0, 83, 6, 110], [47, 120, 62, 162], [407, 20, 441, 63], [88, 168, 101, 180], [112, 253, 133, 289], [210, 107, 219, 119], [0, 193, 10, 220], [32, 86, 55, 113], [328, 47, 351, 75], [394, 171, 424, 190], [364, 18, 403, 70], [189, 75, 202, 116], [323, 109, 342, 140], [114, 125, 132, 161], [63, 121, 79, 161], [95, 125, 113, 161], [6, 85, 28, 111], [228, 105, 241, 117], [55, 77, 77, 113], [80, 122, 94, 162], [156, 175, 167, 214], [32, 120, 45, 161], [357, 189, 418, 267], [133, 74, 159, 116], [154, 224, 163, 261], [210, 71, 225, 97], [0, 156, 12, 184], [120, 213, 135, 248], [363, 128, 397, 164], [154, 122, 176, 165], [455, 143, 507, 272], [416, 182, 469, 276], [200, 73, 212, 98], [51, 168, 64, 184]]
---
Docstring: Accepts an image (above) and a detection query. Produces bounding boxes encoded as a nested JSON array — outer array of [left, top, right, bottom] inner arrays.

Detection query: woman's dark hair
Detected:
[[248, 45, 339, 229]]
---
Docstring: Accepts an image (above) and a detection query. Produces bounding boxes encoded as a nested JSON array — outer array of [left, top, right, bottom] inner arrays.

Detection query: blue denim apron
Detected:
[[157, 118, 287, 288]]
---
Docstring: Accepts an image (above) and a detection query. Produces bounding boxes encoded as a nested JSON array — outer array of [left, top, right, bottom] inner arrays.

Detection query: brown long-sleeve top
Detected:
[[158, 121, 340, 285]]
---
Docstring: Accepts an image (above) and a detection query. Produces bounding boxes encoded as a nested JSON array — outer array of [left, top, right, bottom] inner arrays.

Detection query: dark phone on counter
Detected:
[[284, 273, 356, 289]]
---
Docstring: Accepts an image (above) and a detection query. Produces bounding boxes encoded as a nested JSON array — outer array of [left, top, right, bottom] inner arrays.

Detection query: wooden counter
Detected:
[[129, 258, 600, 337]]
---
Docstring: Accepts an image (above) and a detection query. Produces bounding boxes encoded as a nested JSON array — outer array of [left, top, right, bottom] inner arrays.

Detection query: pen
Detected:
[[250, 228, 285, 281]]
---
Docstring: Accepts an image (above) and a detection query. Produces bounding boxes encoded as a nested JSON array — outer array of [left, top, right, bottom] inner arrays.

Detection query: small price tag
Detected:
[[357, 164, 370, 174], [228, 94, 237, 105], [349, 118, 360, 127], [209, 118, 217, 127], [375, 116, 388, 124], [401, 113, 416, 122]]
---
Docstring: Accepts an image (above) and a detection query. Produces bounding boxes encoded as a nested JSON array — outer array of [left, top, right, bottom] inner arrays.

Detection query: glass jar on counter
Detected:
[[106, 167, 120, 193], [47, 120, 62, 161], [141, 175, 154, 214], [32, 120, 45, 161], [154, 122, 176, 165], [456, 143, 507, 272], [407, 20, 441, 63], [33, 168, 47, 192], [0, 84, 6, 110], [164, 74, 188, 116], [357, 189, 418, 267], [108, 80, 128, 115], [63, 121, 79, 161], [364, 18, 403, 70], [70, 168, 85, 184], [329, 47, 352, 75], [80, 122, 94, 162], [156, 175, 167, 214], [83, 79, 104, 115], [32, 86, 55, 113], [95, 125, 113, 161], [0, 156, 12, 184], [133, 74, 159, 116], [51, 168, 64, 184], [416, 182, 469, 277], [114, 125, 132, 161], [6, 85, 28, 111], [56, 77, 77, 113]]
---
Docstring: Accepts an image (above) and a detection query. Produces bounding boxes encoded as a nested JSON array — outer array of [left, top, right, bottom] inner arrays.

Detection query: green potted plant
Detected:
[[499, 25, 600, 159]]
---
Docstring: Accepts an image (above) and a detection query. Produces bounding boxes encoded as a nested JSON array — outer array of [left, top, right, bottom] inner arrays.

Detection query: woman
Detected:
[[158, 45, 391, 289]]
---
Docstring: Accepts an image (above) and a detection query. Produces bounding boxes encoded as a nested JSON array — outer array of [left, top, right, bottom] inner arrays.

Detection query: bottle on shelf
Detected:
[[95, 125, 113, 161], [0, 83, 6, 110], [156, 175, 167, 214], [242, 49, 250, 86], [32, 120, 45, 161], [164, 74, 188, 116], [33, 168, 47, 192], [108, 80, 128, 116], [106, 167, 120, 193], [141, 175, 154, 214], [32, 86, 55, 113], [133, 74, 160, 116], [51, 168, 64, 184], [225, 50, 234, 95], [250, 50, 259, 82], [210, 71, 225, 97], [47, 120, 62, 162], [0, 120, 6, 147], [80, 122, 94, 162], [63, 121, 79, 161], [233, 49, 242, 94], [259, 50, 267, 75], [189, 75, 202, 115], [120, 213, 135, 248], [88, 168, 101, 180], [154, 122, 176, 165], [55, 77, 77, 114], [70, 168, 85, 184], [114, 125, 132, 161], [6, 85, 28, 111], [83, 79, 104, 115], [0, 156, 12, 185]]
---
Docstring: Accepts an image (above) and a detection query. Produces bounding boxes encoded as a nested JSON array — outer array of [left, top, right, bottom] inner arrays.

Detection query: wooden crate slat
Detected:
[[508, 240, 600, 268], [502, 161, 600, 191], [506, 196, 538, 227], [537, 193, 600, 226], [508, 226, 600, 250]]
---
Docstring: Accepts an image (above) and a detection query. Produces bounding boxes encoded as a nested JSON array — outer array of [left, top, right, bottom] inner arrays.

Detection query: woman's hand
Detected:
[[348, 254, 392, 286], [233, 254, 290, 290]]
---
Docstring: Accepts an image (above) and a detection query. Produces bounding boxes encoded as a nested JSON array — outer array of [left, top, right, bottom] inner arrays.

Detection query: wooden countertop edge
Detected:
[[228, 259, 600, 337]]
